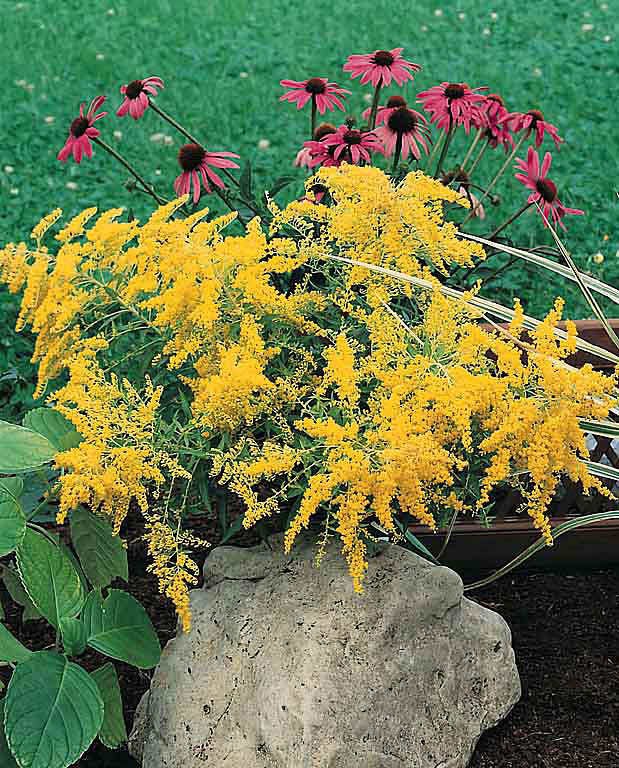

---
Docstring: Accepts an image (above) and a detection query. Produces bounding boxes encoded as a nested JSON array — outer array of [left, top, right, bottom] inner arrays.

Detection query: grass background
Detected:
[[1, 0, 618, 417]]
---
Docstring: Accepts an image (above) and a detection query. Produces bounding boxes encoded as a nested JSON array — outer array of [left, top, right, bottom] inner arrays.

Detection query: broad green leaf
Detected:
[[59, 617, 87, 657], [0, 478, 23, 503], [0, 498, 26, 557], [20, 470, 55, 521], [1, 566, 41, 622], [0, 422, 57, 474], [22, 409, 81, 453], [0, 700, 19, 768], [83, 589, 160, 669], [91, 663, 127, 749], [16, 529, 84, 627], [0, 623, 33, 663], [70, 508, 128, 589], [4, 651, 103, 768]]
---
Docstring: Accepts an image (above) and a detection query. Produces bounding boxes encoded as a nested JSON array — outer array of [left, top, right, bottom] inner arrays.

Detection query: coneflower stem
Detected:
[[311, 96, 317, 139], [368, 80, 383, 130], [93, 137, 166, 205], [466, 141, 489, 178], [487, 201, 534, 240], [434, 117, 455, 178], [149, 99, 240, 190], [391, 133, 403, 175], [425, 132, 445, 172], [460, 127, 484, 173], [463, 131, 528, 223]]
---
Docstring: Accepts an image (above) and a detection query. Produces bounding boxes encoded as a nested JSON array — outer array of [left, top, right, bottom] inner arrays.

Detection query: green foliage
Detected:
[[0, 427, 160, 766], [4, 652, 104, 768], [22, 409, 81, 452], [70, 507, 128, 589], [16, 529, 84, 627], [90, 664, 128, 749], [0, 422, 56, 474], [82, 589, 161, 669]]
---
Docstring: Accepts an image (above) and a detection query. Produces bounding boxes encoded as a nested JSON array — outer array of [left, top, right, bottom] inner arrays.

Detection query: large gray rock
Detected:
[[130, 535, 520, 767]]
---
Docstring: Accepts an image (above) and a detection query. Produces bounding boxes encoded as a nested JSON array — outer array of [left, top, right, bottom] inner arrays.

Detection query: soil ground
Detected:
[[2, 526, 617, 768]]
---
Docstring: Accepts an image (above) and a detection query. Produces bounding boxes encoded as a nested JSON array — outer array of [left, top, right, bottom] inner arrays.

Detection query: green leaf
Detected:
[[0, 422, 56, 474], [4, 651, 103, 768], [0, 623, 33, 663], [392, 517, 441, 565], [0, 478, 23, 503], [20, 470, 56, 521], [59, 617, 87, 657], [1, 566, 41, 622], [90, 663, 127, 749], [22, 409, 81, 453], [16, 529, 85, 627], [70, 507, 128, 589], [0, 700, 19, 768], [220, 513, 244, 544], [83, 590, 160, 669], [0, 497, 26, 558]]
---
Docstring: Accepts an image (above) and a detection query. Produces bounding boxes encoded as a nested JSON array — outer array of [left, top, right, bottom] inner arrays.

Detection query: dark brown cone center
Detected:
[[373, 50, 395, 66], [343, 129, 362, 145], [126, 80, 144, 99], [536, 178, 557, 202], [386, 95, 407, 109], [387, 107, 417, 134], [178, 143, 206, 172], [314, 122, 336, 141], [444, 83, 466, 100], [70, 117, 90, 138], [527, 109, 545, 125], [305, 78, 326, 95]]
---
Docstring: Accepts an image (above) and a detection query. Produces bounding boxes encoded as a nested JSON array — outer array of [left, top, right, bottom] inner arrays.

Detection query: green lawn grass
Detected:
[[1, 0, 618, 418]]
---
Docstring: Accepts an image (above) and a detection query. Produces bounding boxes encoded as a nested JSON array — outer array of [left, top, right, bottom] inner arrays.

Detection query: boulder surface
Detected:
[[130, 535, 520, 767]]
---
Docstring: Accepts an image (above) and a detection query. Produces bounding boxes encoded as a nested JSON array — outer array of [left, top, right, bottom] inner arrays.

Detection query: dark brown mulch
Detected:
[[1, 523, 617, 767]]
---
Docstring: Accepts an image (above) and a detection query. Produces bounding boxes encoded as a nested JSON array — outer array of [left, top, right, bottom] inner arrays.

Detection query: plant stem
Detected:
[[463, 131, 528, 223], [460, 127, 484, 173], [487, 201, 534, 240], [466, 141, 489, 178], [391, 133, 403, 175], [425, 131, 445, 173], [93, 137, 166, 205], [311, 95, 317, 139], [149, 100, 240, 189], [434, 116, 454, 178], [368, 80, 383, 130]]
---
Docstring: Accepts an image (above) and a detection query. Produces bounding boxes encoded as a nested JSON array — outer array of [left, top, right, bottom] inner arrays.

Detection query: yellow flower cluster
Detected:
[[2, 165, 614, 621]]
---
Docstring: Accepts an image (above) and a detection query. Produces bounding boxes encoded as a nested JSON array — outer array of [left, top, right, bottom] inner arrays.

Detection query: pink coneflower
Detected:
[[502, 109, 563, 150], [514, 146, 583, 230], [116, 76, 164, 120], [295, 123, 336, 167], [480, 94, 513, 151], [343, 48, 420, 87], [320, 125, 383, 165], [361, 94, 408, 126], [375, 105, 432, 161], [417, 82, 488, 133], [279, 78, 350, 114], [57, 96, 107, 164], [173, 143, 240, 204]]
